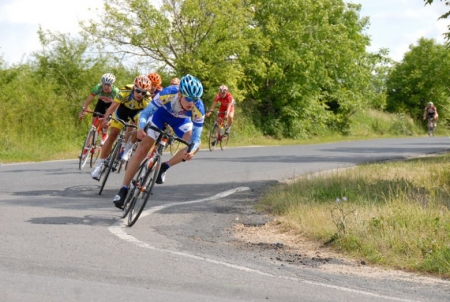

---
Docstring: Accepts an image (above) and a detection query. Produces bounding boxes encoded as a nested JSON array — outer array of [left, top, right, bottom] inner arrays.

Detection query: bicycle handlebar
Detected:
[[144, 124, 194, 161], [82, 109, 105, 117], [106, 115, 137, 129], [207, 110, 227, 115]]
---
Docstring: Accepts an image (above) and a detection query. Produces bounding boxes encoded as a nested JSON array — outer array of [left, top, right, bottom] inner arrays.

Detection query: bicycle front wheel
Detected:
[[98, 140, 121, 195], [121, 159, 148, 218], [79, 128, 95, 170], [169, 139, 180, 155], [90, 143, 101, 168], [208, 123, 219, 151], [127, 156, 161, 227], [220, 130, 229, 150]]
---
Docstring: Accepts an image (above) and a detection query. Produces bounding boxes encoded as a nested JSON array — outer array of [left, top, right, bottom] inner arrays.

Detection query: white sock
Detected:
[[124, 142, 133, 152]]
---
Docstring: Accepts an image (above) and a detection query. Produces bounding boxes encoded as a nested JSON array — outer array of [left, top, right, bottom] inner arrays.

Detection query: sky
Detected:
[[0, 0, 449, 65]]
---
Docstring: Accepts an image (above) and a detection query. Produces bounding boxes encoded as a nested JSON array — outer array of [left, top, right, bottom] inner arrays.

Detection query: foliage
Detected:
[[244, 0, 375, 137], [386, 38, 450, 124], [0, 32, 136, 161], [365, 48, 394, 110]]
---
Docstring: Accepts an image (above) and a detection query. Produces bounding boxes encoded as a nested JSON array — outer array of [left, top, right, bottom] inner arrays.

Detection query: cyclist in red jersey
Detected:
[[205, 85, 235, 134]]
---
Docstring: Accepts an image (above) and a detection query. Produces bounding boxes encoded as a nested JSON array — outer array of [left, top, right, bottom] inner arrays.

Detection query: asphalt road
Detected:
[[1, 137, 450, 301]]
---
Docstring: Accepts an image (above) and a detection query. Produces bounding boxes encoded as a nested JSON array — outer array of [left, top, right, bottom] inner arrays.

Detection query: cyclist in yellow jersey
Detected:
[[91, 75, 152, 180]]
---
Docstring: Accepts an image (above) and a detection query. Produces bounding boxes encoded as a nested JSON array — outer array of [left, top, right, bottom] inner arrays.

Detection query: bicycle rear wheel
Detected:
[[208, 123, 219, 151], [428, 119, 435, 136], [98, 141, 121, 195], [79, 128, 95, 170], [127, 156, 161, 227]]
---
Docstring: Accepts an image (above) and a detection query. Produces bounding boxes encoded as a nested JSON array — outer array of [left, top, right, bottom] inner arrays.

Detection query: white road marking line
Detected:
[[109, 186, 418, 302]]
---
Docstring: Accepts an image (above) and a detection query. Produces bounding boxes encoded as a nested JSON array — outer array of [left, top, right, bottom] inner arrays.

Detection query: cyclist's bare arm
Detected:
[[101, 102, 120, 127], [79, 94, 96, 119], [206, 101, 218, 117]]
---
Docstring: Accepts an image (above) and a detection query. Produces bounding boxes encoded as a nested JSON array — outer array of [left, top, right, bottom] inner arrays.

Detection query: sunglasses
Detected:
[[134, 87, 148, 95], [182, 94, 195, 103]]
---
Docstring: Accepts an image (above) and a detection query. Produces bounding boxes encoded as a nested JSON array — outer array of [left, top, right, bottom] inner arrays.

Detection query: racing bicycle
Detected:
[[122, 124, 193, 227], [97, 116, 137, 195], [78, 110, 105, 170], [208, 111, 230, 151]]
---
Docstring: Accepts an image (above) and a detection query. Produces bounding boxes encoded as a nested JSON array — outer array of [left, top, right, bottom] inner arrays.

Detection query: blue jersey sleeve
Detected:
[[139, 101, 159, 129], [190, 125, 203, 151]]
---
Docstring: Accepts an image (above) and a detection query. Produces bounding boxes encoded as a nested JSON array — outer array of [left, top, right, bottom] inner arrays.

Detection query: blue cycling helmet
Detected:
[[179, 74, 203, 101]]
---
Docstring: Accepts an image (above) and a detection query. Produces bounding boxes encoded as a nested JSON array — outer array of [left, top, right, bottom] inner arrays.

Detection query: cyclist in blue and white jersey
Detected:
[[113, 74, 205, 209]]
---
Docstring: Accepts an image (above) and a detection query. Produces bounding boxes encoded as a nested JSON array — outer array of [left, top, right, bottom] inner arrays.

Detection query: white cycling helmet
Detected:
[[101, 73, 116, 85], [428, 102, 433, 106]]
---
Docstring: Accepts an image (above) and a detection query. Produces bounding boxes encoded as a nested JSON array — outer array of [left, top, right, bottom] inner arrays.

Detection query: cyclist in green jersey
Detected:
[[79, 73, 120, 145]]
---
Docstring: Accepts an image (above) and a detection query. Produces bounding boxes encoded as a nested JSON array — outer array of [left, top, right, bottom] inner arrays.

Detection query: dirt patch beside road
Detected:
[[231, 219, 448, 285]]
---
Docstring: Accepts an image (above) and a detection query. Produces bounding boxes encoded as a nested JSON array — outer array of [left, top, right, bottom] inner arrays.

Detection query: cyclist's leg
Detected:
[[91, 126, 120, 179], [227, 105, 235, 129], [113, 135, 154, 208], [99, 126, 121, 160], [94, 100, 110, 143]]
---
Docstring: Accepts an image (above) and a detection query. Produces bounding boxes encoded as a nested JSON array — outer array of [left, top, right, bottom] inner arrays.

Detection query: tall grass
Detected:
[[258, 154, 450, 277]]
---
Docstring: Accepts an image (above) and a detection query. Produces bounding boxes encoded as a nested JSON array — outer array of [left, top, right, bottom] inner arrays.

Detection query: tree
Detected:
[[244, 0, 375, 137], [386, 38, 450, 122], [80, 0, 255, 100]]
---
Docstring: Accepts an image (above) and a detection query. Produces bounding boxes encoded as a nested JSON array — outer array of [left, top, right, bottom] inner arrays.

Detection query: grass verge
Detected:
[[257, 153, 450, 278]]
